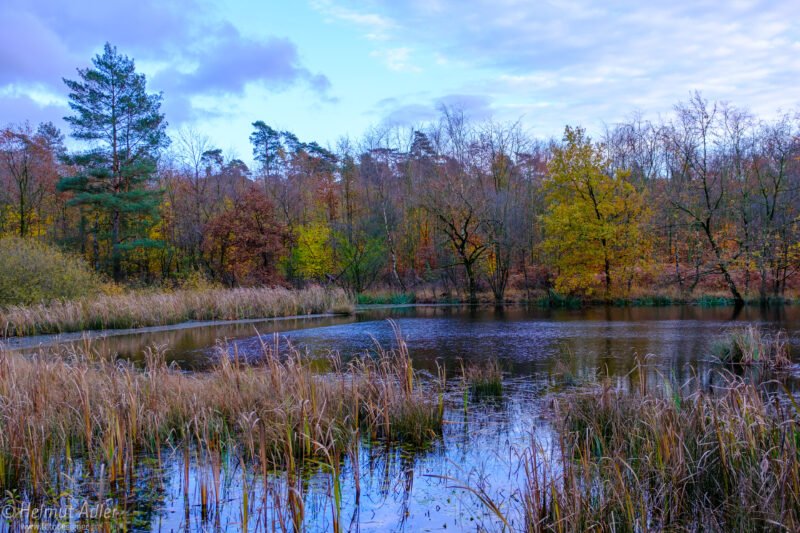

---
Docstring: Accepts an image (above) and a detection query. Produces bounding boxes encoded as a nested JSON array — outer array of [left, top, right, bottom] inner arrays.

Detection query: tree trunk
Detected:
[[112, 210, 122, 281], [490, 246, 509, 304], [602, 238, 612, 299], [464, 260, 478, 304], [758, 248, 769, 304], [703, 222, 743, 305], [382, 204, 405, 291]]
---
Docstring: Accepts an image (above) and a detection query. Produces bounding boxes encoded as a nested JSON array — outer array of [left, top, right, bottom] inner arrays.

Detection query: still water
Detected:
[[9, 304, 800, 372], [4, 304, 799, 531]]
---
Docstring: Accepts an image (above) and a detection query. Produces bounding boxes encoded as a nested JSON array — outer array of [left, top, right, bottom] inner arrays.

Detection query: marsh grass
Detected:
[[711, 325, 792, 368], [515, 372, 800, 532], [461, 358, 503, 398], [0, 322, 442, 506], [0, 286, 354, 337]]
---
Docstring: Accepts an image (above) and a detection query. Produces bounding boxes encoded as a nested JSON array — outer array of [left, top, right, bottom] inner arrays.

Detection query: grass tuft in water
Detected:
[[710, 325, 791, 368], [461, 358, 503, 398]]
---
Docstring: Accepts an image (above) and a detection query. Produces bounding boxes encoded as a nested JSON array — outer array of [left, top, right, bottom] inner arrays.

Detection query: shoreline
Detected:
[[361, 293, 800, 307], [6, 298, 795, 345], [0, 311, 351, 350], [0, 286, 354, 338]]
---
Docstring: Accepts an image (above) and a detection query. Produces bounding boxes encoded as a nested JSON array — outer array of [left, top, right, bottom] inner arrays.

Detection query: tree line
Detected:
[[1, 44, 799, 304]]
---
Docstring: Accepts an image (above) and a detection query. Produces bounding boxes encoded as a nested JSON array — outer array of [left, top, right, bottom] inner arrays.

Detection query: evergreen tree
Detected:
[[250, 121, 282, 181], [58, 43, 168, 281]]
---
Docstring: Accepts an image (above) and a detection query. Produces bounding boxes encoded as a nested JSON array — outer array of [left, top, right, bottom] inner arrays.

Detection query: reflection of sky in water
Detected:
[[11, 304, 799, 372], [118, 380, 554, 532], [223, 307, 799, 384], [7, 305, 800, 531]]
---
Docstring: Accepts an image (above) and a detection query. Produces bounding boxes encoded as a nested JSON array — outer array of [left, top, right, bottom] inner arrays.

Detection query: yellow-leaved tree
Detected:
[[543, 126, 651, 298], [289, 221, 336, 281]]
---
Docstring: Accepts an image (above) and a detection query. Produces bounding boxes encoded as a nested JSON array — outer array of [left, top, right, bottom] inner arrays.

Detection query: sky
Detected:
[[1, 0, 798, 164]]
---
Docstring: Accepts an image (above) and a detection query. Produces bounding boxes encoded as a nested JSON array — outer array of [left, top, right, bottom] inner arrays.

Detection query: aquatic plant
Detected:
[[461, 358, 503, 398], [0, 323, 442, 504], [710, 325, 791, 368], [466, 371, 800, 532]]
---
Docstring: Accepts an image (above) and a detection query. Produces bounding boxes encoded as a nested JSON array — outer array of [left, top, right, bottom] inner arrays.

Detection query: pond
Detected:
[[3, 304, 799, 531]]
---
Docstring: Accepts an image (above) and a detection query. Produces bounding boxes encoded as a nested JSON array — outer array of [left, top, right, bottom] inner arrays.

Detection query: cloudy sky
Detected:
[[1, 0, 798, 162]]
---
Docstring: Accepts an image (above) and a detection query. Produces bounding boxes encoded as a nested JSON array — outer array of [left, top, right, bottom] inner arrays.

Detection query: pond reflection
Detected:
[[3, 304, 800, 531]]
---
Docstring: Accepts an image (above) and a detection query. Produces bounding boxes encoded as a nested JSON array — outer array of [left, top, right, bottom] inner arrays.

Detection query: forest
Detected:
[[2, 43, 799, 306]]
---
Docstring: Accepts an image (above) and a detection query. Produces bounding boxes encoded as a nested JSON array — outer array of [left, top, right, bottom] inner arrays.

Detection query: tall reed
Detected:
[[711, 325, 792, 368], [0, 286, 354, 337], [519, 374, 800, 531], [0, 325, 442, 501], [461, 358, 503, 398]]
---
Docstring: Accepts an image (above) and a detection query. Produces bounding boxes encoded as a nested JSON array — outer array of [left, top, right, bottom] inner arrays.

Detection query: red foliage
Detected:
[[204, 186, 287, 286]]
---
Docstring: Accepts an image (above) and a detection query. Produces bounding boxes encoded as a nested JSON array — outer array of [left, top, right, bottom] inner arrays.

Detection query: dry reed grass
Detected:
[[0, 322, 442, 502], [0, 286, 354, 337], [711, 325, 792, 368], [518, 372, 800, 531], [461, 358, 503, 397]]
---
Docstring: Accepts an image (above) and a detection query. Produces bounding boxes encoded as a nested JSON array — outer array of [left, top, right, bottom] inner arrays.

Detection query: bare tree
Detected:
[[420, 108, 490, 304], [477, 120, 530, 302], [750, 115, 800, 300], [0, 123, 58, 237], [664, 93, 744, 305]]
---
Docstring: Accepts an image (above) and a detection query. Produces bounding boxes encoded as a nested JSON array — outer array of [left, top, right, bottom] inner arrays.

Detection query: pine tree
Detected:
[[58, 43, 168, 281], [250, 121, 282, 182]]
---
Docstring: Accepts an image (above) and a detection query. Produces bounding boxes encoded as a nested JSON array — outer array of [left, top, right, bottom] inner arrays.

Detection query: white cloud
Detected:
[[310, 0, 396, 40], [326, 0, 800, 131], [370, 47, 421, 73]]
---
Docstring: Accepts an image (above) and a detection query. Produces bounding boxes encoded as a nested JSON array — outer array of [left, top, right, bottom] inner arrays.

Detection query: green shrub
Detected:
[[535, 291, 584, 308], [356, 291, 416, 305], [695, 295, 735, 307], [0, 236, 102, 306]]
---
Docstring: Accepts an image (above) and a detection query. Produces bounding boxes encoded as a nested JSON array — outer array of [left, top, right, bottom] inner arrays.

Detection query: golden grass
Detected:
[[461, 358, 503, 397], [518, 373, 800, 531], [0, 323, 442, 500], [0, 286, 354, 337], [711, 325, 792, 368]]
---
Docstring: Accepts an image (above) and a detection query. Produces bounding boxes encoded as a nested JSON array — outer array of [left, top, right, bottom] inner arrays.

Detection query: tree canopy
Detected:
[[58, 43, 168, 280]]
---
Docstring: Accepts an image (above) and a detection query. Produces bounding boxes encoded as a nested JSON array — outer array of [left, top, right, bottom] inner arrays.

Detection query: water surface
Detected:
[[4, 304, 799, 531]]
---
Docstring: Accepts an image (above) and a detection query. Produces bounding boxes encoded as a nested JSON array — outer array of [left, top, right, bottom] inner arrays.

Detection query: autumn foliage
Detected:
[[543, 127, 651, 297], [2, 44, 800, 305], [204, 187, 287, 286]]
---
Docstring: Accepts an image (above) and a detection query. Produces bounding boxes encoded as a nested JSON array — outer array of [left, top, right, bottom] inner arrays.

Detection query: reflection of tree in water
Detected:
[[10, 304, 800, 530]]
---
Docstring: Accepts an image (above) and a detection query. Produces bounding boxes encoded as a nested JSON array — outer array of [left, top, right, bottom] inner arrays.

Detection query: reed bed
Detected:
[[711, 325, 792, 368], [0, 326, 442, 504], [0, 286, 354, 337], [519, 374, 800, 532]]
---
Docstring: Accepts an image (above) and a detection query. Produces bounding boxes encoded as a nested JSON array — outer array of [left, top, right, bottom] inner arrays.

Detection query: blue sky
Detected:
[[1, 0, 798, 164]]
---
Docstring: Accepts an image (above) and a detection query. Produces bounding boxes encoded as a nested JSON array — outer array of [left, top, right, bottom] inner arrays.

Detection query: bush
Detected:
[[0, 236, 102, 306], [356, 291, 416, 305]]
